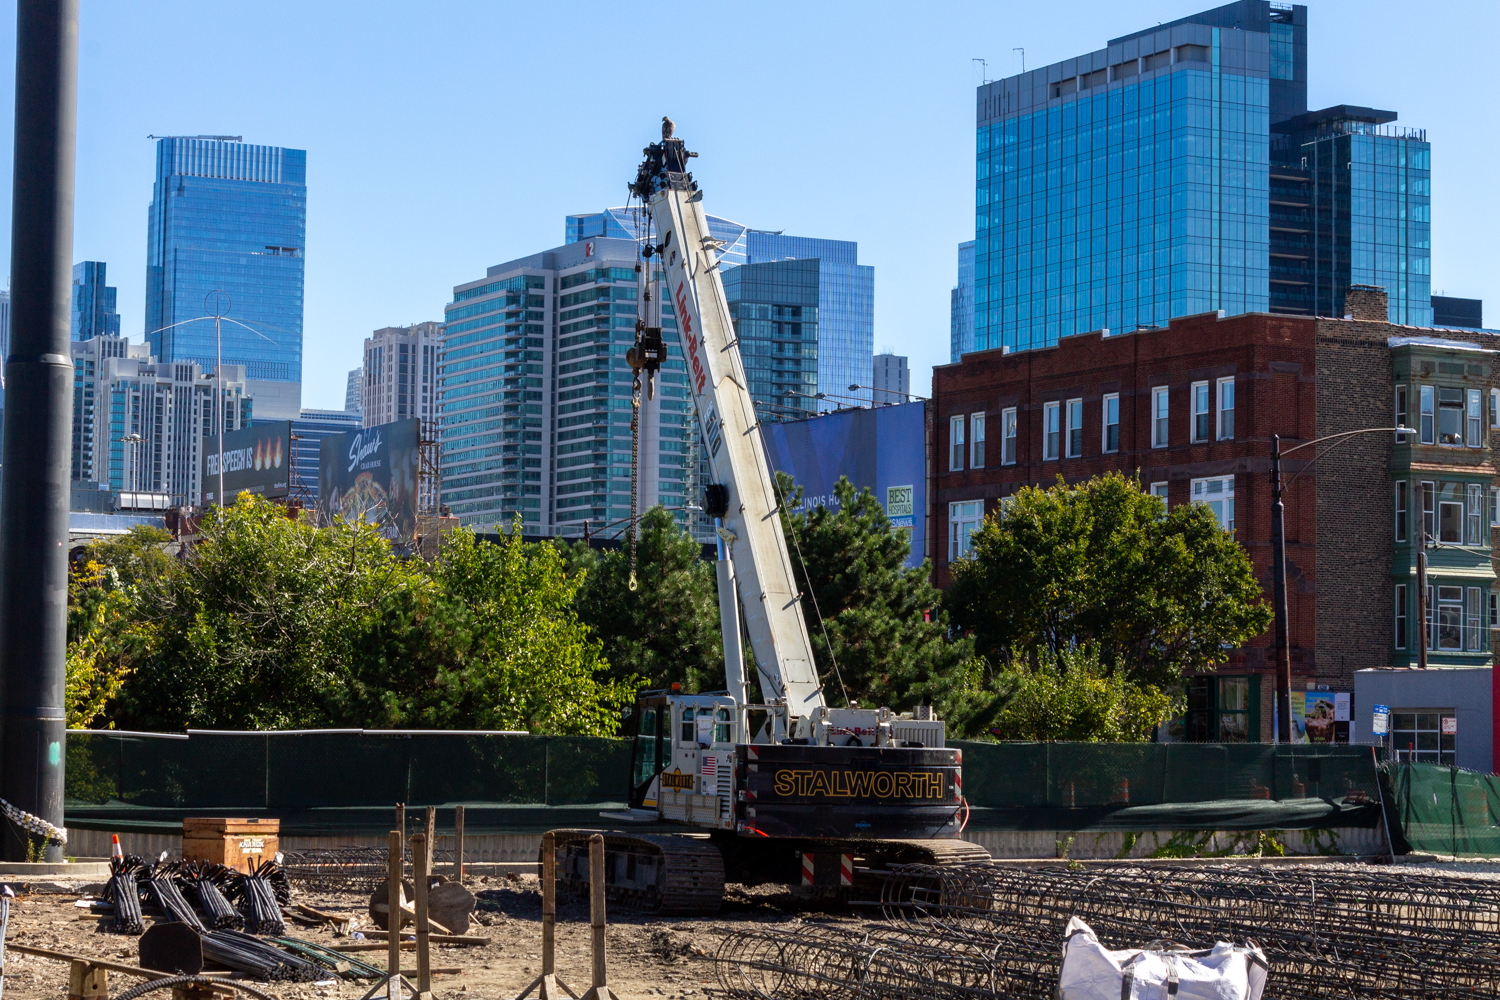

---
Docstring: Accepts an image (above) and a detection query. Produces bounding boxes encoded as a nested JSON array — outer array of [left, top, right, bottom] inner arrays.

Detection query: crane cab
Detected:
[[627, 690, 740, 831]]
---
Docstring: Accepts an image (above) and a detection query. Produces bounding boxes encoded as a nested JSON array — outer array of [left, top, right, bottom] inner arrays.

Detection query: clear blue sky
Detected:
[[0, 0, 1493, 408]]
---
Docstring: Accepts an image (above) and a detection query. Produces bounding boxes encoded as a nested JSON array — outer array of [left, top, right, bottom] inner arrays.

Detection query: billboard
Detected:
[[202, 421, 292, 505], [318, 418, 421, 543], [760, 401, 926, 568]]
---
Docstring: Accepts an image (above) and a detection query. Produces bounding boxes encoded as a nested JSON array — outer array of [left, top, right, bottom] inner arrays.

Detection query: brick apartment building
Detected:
[[930, 287, 1498, 757]]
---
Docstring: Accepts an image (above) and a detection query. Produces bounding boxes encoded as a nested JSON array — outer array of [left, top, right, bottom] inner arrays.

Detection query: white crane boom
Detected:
[[629, 127, 826, 723]]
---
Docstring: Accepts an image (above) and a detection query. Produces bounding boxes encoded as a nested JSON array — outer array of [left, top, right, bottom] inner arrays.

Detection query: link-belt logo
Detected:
[[675, 279, 708, 397], [772, 769, 947, 800]]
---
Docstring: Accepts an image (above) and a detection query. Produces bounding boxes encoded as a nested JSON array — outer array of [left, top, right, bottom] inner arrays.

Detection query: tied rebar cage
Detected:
[[713, 863, 1500, 1000]]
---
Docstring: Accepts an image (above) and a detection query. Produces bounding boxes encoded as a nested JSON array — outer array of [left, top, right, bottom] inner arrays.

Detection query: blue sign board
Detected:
[[759, 401, 926, 568]]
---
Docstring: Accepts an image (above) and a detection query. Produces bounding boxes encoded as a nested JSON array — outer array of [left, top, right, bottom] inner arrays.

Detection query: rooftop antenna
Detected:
[[1014, 47, 1025, 74], [972, 58, 989, 85]]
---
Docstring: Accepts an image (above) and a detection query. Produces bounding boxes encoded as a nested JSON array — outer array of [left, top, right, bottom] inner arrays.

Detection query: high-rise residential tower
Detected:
[[71, 262, 121, 341], [363, 322, 440, 428], [566, 209, 874, 413], [872, 353, 910, 405], [345, 367, 363, 413], [970, 1, 1431, 353], [144, 136, 307, 418]]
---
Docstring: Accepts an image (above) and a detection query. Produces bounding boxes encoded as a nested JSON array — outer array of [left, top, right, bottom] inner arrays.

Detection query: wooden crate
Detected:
[[182, 818, 279, 872]]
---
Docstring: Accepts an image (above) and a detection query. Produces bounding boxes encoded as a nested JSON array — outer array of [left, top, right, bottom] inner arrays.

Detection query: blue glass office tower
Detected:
[[951, 241, 975, 361], [972, 2, 1433, 348], [71, 261, 120, 340], [144, 137, 306, 387], [566, 210, 874, 411]]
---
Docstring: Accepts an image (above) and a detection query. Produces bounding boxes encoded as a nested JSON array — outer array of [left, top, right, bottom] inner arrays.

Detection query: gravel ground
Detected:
[[1, 858, 1496, 999]]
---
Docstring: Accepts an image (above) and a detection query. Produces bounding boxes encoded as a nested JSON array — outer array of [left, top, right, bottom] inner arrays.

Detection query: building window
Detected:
[[1470, 389, 1484, 448], [971, 412, 986, 469], [1395, 385, 1409, 443], [1150, 481, 1169, 503], [1490, 591, 1498, 628], [1152, 387, 1169, 448], [1043, 401, 1061, 460], [1491, 486, 1499, 527], [1390, 712, 1456, 766], [1394, 584, 1407, 650], [1001, 407, 1017, 465], [1191, 476, 1234, 531], [1439, 484, 1464, 544], [1185, 676, 1254, 743], [1421, 481, 1436, 543], [1394, 480, 1407, 542], [1191, 381, 1211, 442], [1468, 483, 1484, 545], [1217, 378, 1234, 440], [1437, 586, 1464, 649], [949, 415, 964, 471], [949, 500, 983, 561], [1420, 385, 1435, 444], [1491, 388, 1499, 429], [1102, 393, 1120, 453], [1438, 387, 1464, 445], [1066, 398, 1083, 458], [1469, 587, 1485, 651]]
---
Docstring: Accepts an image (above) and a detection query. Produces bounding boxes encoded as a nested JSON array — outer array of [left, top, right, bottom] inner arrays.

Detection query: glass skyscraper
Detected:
[[71, 261, 121, 341], [144, 137, 307, 393], [950, 240, 974, 361], [971, 1, 1432, 348], [722, 259, 821, 420]]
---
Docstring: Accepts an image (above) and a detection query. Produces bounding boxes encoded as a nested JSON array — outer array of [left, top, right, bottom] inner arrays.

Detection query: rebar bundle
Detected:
[[200, 929, 324, 982], [177, 860, 243, 930], [276, 936, 385, 980], [281, 847, 390, 893], [228, 859, 289, 935], [104, 854, 146, 935], [713, 864, 1500, 1000], [142, 861, 206, 932]]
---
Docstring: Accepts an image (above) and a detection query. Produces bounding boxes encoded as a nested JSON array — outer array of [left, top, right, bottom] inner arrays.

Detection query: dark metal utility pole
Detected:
[[0, 0, 79, 862], [1269, 435, 1292, 744]]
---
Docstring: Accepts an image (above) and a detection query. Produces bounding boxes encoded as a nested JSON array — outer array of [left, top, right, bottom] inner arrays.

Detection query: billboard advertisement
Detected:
[[202, 421, 292, 505], [318, 418, 421, 543], [760, 401, 926, 568]]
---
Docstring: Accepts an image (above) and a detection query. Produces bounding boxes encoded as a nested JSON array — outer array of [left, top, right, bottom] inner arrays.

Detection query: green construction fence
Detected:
[[64, 730, 1389, 839], [1381, 760, 1500, 857]]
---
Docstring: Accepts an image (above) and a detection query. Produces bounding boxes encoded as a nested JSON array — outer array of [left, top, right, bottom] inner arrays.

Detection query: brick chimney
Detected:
[[1343, 284, 1389, 322]]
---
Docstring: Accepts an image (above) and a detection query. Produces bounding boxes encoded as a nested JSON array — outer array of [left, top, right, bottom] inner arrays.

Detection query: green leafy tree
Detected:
[[561, 506, 725, 693], [777, 474, 996, 735], [946, 473, 1272, 689], [991, 646, 1178, 742]]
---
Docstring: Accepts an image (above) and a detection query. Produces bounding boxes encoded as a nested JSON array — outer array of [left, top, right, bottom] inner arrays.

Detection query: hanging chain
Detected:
[[628, 369, 642, 592]]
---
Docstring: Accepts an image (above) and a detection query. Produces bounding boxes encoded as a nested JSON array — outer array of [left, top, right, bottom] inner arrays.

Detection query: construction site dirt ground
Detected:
[[2, 860, 1499, 999], [0, 875, 831, 1000]]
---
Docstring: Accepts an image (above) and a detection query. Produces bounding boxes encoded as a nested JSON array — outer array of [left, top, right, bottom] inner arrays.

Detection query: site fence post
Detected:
[[453, 806, 464, 883], [412, 832, 431, 997], [387, 830, 402, 999]]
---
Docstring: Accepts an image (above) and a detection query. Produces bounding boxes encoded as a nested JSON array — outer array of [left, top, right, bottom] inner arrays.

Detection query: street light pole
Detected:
[[1269, 424, 1412, 744], [205, 290, 229, 506]]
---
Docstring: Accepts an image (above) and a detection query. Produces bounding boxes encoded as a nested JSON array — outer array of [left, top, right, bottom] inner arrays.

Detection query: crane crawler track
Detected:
[[548, 829, 725, 917]]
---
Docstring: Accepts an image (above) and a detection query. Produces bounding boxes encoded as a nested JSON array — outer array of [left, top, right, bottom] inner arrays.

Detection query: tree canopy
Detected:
[[945, 473, 1272, 690], [560, 506, 725, 693], [777, 474, 997, 735], [71, 497, 635, 735]]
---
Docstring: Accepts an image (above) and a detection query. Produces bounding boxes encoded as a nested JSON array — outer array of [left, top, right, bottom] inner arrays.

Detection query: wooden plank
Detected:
[[387, 829, 402, 984], [453, 805, 465, 883], [413, 832, 431, 994], [8, 942, 231, 991], [357, 930, 489, 946]]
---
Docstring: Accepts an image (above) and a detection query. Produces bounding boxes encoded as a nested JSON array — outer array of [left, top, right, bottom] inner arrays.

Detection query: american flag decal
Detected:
[[702, 755, 717, 780]]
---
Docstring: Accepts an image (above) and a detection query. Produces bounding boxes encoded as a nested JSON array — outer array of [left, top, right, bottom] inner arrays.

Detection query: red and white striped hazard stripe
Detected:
[[801, 852, 815, 886], [839, 853, 853, 886]]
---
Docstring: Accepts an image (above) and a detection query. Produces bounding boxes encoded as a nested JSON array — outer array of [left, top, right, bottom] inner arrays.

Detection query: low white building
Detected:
[[1353, 666, 1493, 774]]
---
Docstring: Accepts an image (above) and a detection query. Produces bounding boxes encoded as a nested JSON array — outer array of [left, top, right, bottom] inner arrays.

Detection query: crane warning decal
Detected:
[[771, 768, 948, 801]]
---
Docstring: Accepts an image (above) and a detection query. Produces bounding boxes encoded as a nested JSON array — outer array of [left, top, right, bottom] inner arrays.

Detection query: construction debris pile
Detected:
[[714, 863, 1500, 1000]]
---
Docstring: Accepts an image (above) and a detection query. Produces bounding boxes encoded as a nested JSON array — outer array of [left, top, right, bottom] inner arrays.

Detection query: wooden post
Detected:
[[66, 960, 107, 1000], [395, 803, 405, 841], [580, 833, 617, 1000], [423, 806, 436, 876], [453, 805, 465, 884], [412, 833, 431, 998], [514, 831, 572, 1000], [387, 829, 402, 1000]]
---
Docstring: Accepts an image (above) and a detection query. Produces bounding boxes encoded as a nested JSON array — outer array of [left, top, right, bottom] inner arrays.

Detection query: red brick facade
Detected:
[[930, 312, 1319, 727]]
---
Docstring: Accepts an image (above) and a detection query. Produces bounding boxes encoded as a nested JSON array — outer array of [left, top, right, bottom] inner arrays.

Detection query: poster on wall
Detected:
[[759, 400, 926, 568], [202, 421, 292, 505], [318, 418, 421, 544]]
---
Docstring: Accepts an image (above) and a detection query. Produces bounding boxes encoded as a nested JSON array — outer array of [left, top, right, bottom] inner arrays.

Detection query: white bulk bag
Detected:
[[1058, 916, 1268, 1000]]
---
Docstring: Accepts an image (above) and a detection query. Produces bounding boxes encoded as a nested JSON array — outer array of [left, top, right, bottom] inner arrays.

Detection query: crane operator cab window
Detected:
[[629, 702, 666, 809], [680, 706, 696, 744], [714, 707, 733, 745]]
